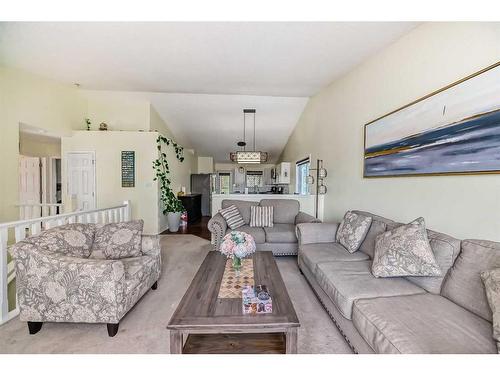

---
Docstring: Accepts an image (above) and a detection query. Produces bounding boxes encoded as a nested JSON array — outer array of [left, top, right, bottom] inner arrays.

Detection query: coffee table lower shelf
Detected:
[[169, 327, 298, 354], [183, 333, 286, 354]]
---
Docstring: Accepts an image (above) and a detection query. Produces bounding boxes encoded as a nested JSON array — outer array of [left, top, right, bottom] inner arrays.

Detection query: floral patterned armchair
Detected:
[[10, 222, 161, 337]]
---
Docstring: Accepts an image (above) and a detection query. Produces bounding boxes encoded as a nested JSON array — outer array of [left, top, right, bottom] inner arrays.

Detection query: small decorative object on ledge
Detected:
[[219, 231, 256, 275], [85, 118, 91, 131], [99, 122, 108, 131], [121, 151, 135, 187]]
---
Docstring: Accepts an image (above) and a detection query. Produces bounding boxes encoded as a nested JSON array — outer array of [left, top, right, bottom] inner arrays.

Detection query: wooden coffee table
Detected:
[[167, 251, 300, 354]]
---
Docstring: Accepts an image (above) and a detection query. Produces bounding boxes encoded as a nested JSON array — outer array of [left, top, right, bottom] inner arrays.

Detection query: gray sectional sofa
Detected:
[[297, 210, 499, 354], [208, 199, 319, 256]]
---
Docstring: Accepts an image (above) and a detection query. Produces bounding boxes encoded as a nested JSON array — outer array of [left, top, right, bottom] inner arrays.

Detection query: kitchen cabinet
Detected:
[[276, 162, 291, 184], [178, 194, 202, 223]]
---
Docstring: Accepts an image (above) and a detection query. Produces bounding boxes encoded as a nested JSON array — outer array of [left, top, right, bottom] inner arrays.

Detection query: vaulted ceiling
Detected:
[[0, 22, 418, 162]]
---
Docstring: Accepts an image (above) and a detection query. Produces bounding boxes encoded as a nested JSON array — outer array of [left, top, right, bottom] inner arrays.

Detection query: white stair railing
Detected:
[[0, 200, 131, 325], [17, 203, 64, 220]]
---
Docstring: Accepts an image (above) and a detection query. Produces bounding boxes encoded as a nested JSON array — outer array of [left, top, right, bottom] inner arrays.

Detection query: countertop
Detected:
[[211, 193, 323, 220]]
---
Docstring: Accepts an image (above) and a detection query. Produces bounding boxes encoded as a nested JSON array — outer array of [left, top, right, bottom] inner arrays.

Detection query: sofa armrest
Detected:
[[141, 234, 161, 256], [141, 234, 162, 279], [296, 222, 339, 245], [208, 213, 228, 251], [11, 241, 125, 323], [295, 211, 321, 225]]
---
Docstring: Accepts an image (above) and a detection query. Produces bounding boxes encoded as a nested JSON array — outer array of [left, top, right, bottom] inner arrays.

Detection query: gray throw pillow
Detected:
[[372, 217, 441, 278], [26, 223, 96, 258], [481, 268, 500, 353], [219, 204, 245, 229], [336, 211, 372, 253], [92, 220, 144, 259]]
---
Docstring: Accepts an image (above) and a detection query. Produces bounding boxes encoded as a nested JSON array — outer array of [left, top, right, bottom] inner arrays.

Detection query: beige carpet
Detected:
[[0, 235, 352, 354]]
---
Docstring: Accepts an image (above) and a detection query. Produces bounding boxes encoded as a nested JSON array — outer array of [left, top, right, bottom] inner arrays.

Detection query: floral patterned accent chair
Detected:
[[10, 221, 161, 337]]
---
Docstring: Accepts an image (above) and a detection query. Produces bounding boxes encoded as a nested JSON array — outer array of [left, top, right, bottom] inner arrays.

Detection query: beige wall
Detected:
[[62, 93, 196, 234], [0, 69, 195, 233], [62, 131, 160, 234], [149, 105, 170, 136], [280, 23, 500, 241], [82, 90, 150, 131], [19, 132, 61, 158], [0, 66, 85, 222]]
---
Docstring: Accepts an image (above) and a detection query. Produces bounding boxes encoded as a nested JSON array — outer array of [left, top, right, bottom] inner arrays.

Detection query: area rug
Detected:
[[0, 235, 352, 354]]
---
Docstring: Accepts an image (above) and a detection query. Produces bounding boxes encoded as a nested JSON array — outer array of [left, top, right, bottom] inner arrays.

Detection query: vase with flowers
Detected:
[[219, 231, 256, 274]]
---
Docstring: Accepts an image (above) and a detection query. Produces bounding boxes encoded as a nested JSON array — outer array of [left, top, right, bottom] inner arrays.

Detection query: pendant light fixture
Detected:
[[230, 109, 268, 164]]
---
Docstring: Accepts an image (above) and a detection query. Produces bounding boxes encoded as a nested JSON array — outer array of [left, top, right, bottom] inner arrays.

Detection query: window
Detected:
[[246, 170, 263, 189], [296, 158, 310, 195]]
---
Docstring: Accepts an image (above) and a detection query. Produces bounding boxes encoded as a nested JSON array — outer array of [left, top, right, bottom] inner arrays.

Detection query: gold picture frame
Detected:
[[363, 61, 500, 178]]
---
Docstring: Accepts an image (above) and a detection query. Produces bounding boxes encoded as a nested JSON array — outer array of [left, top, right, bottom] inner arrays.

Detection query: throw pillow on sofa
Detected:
[[481, 268, 500, 353], [219, 204, 245, 229], [250, 206, 274, 228], [92, 220, 144, 259], [336, 211, 372, 253], [372, 217, 441, 278], [26, 223, 96, 258]]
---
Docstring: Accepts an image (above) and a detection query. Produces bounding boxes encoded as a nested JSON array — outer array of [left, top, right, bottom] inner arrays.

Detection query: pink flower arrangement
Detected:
[[219, 231, 256, 260]]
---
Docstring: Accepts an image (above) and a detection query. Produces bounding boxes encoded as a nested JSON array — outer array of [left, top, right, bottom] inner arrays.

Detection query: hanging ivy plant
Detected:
[[153, 135, 185, 214]]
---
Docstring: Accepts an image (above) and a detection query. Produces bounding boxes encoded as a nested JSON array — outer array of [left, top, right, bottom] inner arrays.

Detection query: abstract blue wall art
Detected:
[[364, 62, 500, 177]]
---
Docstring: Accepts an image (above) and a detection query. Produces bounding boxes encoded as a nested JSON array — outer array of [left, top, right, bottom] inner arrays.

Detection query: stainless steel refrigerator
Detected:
[[190, 174, 214, 216]]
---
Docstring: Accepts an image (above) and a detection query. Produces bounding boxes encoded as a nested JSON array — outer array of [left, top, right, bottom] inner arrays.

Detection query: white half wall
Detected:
[[62, 131, 160, 234]]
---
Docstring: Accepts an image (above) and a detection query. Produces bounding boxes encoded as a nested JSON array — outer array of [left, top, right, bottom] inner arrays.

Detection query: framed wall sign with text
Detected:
[[121, 151, 135, 187]]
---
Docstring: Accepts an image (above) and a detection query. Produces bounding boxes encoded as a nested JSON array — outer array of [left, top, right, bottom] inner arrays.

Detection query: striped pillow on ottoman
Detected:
[[250, 206, 274, 227], [219, 205, 245, 229]]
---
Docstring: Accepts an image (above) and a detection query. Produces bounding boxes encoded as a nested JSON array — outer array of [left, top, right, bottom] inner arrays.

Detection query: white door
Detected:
[[19, 155, 41, 204], [67, 152, 96, 211]]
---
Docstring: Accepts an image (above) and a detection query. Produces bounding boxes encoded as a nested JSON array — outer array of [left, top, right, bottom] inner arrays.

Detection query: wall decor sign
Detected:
[[364, 62, 500, 177], [121, 151, 135, 187]]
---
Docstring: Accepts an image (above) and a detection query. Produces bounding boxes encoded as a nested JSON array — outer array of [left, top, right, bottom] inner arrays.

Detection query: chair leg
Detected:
[[151, 281, 158, 290], [28, 321, 43, 335], [107, 323, 119, 337]]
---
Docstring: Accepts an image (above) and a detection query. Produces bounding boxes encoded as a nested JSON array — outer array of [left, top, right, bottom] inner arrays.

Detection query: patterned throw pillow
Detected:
[[219, 205, 245, 229], [250, 206, 274, 228], [336, 211, 373, 253], [26, 223, 96, 258], [481, 268, 500, 353], [92, 220, 144, 259], [372, 217, 441, 278]]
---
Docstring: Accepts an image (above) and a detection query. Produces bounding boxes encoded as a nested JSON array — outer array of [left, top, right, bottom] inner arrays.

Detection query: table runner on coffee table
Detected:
[[218, 258, 254, 298]]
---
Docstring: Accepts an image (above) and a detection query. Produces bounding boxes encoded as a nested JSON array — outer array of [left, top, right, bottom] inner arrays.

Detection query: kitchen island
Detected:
[[211, 193, 324, 220]]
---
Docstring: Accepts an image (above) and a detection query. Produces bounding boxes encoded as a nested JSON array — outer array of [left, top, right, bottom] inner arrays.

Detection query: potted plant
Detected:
[[153, 135, 185, 232]]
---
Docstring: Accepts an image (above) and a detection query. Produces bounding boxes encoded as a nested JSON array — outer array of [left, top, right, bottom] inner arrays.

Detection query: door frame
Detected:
[[48, 156, 61, 204], [65, 151, 97, 210]]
